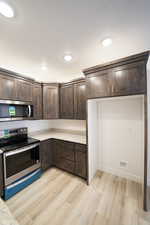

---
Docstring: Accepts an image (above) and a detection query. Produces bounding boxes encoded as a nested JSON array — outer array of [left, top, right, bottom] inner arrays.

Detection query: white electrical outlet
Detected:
[[120, 161, 128, 168]]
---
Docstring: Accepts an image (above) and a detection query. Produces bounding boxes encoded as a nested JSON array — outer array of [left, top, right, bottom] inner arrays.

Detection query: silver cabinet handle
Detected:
[[5, 143, 39, 157]]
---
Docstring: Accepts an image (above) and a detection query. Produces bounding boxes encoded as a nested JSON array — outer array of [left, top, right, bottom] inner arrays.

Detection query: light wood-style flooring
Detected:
[[6, 168, 150, 225]]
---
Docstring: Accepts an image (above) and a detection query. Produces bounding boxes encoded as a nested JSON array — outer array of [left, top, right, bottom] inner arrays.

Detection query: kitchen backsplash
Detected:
[[0, 119, 86, 133]]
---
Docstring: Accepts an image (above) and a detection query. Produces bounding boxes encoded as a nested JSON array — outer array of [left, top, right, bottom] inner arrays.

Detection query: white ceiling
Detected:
[[0, 0, 150, 82]]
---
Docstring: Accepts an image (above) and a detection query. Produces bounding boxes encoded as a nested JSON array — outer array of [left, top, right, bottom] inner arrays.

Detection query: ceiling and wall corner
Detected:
[[0, 0, 149, 82]]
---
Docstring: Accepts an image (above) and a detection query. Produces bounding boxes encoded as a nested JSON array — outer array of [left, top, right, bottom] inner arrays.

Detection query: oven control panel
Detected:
[[18, 128, 27, 135]]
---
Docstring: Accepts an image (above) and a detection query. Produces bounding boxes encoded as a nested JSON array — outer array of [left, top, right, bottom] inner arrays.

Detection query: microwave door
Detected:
[[0, 101, 33, 121], [0, 104, 11, 119]]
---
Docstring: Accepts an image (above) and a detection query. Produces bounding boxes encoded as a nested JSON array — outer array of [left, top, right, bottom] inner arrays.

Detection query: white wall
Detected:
[[0, 120, 86, 133], [87, 100, 99, 183], [97, 95, 144, 182]]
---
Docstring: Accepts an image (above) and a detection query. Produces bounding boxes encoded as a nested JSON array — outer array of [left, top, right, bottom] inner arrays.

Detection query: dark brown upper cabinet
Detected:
[[33, 83, 43, 120], [60, 79, 86, 120], [0, 74, 16, 100], [0, 72, 33, 102], [111, 62, 146, 96], [83, 51, 149, 99], [60, 84, 74, 119], [43, 83, 59, 119], [74, 81, 86, 120], [16, 79, 33, 102]]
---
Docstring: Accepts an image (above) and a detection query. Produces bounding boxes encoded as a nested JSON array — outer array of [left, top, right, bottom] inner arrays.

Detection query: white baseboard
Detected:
[[99, 166, 143, 183]]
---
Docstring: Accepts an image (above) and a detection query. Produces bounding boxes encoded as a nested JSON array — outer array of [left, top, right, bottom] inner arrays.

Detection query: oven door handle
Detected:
[[5, 143, 40, 157]]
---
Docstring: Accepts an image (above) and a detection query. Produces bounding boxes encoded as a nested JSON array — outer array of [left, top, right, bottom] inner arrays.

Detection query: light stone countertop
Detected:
[[29, 128, 87, 144], [0, 198, 19, 225]]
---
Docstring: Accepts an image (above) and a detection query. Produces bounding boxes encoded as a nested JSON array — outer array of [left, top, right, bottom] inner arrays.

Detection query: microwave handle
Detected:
[[5, 143, 40, 157], [28, 105, 31, 117]]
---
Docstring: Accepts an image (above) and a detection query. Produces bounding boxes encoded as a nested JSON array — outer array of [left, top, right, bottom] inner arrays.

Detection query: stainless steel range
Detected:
[[0, 127, 42, 200]]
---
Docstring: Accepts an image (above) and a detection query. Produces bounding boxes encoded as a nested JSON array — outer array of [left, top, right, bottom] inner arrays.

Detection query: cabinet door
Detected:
[[86, 70, 112, 99], [75, 143, 87, 179], [33, 83, 43, 120], [75, 151, 87, 179], [53, 140, 75, 162], [60, 85, 74, 119], [112, 62, 146, 96], [40, 140, 52, 171], [0, 75, 16, 100], [53, 139, 75, 173], [55, 158, 75, 173], [0, 154, 3, 197], [16, 80, 33, 102], [74, 82, 86, 120], [43, 84, 59, 119]]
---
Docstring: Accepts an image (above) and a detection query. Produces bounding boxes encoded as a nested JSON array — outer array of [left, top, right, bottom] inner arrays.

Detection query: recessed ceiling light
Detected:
[[41, 64, 48, 71], [64, 55, 72, 62], [102, 38, 112, 47], [0, 1, 14, 18]]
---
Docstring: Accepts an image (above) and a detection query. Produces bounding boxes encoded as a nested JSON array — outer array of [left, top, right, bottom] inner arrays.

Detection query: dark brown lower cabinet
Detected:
[[75, 143, 87, 179], [53, 140, 75, 174], [0, 153, 3, 197], [75, 151, 87, 178], [40, 140, 53, 171], [53, 139, 87, 179], [40, 138, 87, 179], [54, 157, 75, 174], [53, 140, 75, 161]]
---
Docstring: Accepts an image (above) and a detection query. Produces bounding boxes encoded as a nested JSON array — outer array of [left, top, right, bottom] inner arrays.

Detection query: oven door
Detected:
[[3, 143, 40, 186]]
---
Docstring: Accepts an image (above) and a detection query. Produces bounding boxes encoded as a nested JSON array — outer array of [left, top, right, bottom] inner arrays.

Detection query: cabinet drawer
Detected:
[[75, 143, 87, 152], [55, 158, 75, 173]]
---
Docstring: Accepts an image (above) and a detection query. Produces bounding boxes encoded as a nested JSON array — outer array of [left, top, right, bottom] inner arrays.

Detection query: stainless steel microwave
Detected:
[[0, 100, 33, 121]]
